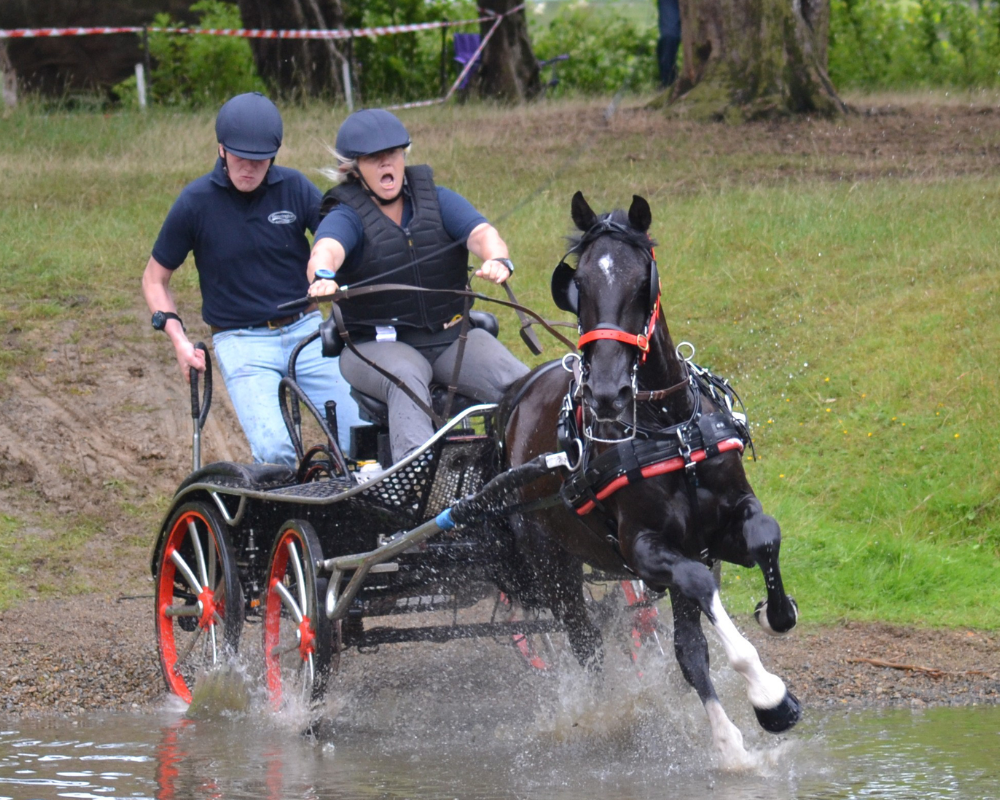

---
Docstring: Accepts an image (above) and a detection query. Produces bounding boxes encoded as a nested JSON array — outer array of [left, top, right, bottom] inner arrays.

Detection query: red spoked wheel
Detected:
[[618, 580, 666, 671], [155, 501, 243, 703], [498, 592, 556, 672], [263, 521, 332, 709]]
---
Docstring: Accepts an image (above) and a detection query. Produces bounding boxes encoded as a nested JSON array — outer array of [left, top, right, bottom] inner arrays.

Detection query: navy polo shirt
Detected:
[[315, 185, 487, 275], [152, 159, 322, 329]]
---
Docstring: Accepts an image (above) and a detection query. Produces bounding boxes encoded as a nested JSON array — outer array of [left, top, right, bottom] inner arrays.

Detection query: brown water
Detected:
[[2, 694, 999, 799]]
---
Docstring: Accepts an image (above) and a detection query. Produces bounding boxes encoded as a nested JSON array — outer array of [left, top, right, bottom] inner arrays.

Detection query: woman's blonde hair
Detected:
[[319, 144, 411, 184]]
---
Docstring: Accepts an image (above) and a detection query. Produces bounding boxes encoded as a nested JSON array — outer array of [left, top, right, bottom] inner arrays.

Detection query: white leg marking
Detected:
[[598, 254, 614, 283], [704, 698, 753, 770], [756, 599, 777, 634], [709, 592, 787, 710]]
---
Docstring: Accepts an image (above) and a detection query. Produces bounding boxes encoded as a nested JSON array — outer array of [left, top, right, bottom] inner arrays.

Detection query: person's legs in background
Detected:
[[657, 0, 681, 88]]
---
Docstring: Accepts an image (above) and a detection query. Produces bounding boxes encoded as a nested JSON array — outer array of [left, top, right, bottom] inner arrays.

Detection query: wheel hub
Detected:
[[297, 617, 315, 661], [197, 588, 217, 630]]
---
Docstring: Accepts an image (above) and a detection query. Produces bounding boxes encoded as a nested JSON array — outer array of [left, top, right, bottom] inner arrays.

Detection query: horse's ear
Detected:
[[551, 260, 579, 315], [628, 195, 652, 233], [571, 191, 598, 232]]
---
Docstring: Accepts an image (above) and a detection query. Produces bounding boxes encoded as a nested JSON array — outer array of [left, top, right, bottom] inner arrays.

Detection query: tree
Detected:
[[237, 0, 347, 99], [664, 0, 845, 121], [475, 0, 540, 101]]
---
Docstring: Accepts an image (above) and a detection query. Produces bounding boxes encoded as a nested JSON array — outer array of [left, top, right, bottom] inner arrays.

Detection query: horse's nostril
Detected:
[[582, 381, 631, 419], [612, 387, 632, 412]]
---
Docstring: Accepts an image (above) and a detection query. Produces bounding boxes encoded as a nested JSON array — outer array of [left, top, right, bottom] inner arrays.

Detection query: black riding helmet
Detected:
[[216, 92, 283, 160], [335, 109, 411, 159]]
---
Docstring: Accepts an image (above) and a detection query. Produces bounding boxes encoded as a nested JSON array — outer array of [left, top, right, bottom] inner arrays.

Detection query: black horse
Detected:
[[499, 192, 801, 768]]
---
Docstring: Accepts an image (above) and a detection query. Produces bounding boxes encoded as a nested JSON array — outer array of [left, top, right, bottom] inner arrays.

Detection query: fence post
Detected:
[[135, 63, 148, 110], [341, 58, 354, 111]]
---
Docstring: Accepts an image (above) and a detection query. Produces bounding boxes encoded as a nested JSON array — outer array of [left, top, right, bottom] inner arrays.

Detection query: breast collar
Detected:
[[557, 363, 753, 517]]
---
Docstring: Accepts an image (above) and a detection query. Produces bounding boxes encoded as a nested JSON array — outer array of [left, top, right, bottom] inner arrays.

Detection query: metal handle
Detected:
[[189, 342, 212, 472]]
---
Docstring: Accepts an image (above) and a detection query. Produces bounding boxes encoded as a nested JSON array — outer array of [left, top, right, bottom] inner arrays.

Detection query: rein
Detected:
[[322, 282, 578, 353], [319, 282, 578, 432]]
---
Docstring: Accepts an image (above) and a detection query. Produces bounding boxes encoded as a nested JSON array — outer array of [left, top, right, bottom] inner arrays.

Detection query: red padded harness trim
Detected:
[[575, 437, 744, 515]]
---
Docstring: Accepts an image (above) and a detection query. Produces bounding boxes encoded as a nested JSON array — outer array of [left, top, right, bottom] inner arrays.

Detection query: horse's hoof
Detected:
[[754, 597, 799, 635], [754, 690, 801, 734]]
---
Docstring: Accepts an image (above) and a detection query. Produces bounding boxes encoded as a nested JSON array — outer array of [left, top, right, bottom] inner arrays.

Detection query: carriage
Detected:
[[150, 192, 801, 769], [150, 314, 660, 710]]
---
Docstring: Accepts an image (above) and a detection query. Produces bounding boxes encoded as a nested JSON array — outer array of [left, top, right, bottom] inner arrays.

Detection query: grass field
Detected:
[[1, 93, 998, 626]]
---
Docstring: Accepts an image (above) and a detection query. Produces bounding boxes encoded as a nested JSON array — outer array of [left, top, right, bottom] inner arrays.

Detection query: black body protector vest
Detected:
[[320, 165, 470, 335]]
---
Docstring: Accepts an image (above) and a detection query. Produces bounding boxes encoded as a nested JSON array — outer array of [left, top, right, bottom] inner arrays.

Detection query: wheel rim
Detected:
[[499, 592, 554, 672], [156, 508, 232, 703], [264, 528, 321, 709]]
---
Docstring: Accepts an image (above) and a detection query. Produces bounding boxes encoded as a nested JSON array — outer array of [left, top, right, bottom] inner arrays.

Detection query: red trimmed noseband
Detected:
[[577, 293, 661, 361]]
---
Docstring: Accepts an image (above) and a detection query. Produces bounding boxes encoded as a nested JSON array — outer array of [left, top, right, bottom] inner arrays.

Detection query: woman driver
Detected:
[[307, 109, 529, 463]]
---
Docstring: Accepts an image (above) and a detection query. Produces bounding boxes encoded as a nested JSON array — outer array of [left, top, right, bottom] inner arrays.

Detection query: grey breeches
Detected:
[[339, 328, 530, 463]]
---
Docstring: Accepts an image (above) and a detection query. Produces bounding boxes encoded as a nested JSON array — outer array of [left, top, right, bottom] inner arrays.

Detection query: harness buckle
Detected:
[[676, 427, 692, 460]]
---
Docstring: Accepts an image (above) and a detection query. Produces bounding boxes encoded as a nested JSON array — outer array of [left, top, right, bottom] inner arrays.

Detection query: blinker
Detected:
[[551, 259, 579, 315]]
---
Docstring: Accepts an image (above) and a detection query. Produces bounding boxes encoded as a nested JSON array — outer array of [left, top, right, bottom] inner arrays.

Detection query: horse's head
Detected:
[[552, 191, 661, 428]]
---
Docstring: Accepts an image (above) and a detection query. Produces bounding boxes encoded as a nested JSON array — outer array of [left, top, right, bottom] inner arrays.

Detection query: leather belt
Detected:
[[211, 303, 318, 334]]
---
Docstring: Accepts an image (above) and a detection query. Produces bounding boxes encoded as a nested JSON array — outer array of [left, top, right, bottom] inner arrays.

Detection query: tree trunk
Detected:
[[476, 0, 540, 101], [663, 0, 845, 121], [237, 0, 347, 100], [0, 42, 16, 108]]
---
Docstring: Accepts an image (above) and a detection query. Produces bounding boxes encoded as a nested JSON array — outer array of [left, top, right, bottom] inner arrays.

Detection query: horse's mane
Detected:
[[566, 209, 657, 264]]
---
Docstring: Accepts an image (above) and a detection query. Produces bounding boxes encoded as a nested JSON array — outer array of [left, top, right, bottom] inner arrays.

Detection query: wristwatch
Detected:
[[151, 311, 184, 332], [493, 257, 514, 274], [312, 268, 337, 283]]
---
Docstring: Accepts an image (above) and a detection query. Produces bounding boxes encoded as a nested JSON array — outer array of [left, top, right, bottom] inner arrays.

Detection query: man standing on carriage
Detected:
[[306, 108, 529, 464], [141, 92, 362, 467]]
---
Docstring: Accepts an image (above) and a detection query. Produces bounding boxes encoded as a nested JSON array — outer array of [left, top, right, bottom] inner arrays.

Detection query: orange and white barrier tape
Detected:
[[0, 17, 491, 41]]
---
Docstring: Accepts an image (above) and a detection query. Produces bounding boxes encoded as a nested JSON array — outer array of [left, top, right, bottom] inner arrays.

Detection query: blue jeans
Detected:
[[211, 311, 362, 466]]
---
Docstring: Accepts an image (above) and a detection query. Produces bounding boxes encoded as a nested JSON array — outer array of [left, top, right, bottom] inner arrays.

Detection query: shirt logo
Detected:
[[268, 210, 297, 225]]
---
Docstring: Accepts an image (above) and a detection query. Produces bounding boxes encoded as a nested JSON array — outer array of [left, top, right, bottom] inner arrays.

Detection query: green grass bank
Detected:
[[0, 94, 997, 627]]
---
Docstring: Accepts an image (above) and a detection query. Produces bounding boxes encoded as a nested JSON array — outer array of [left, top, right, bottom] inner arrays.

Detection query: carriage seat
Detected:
[[348, 310, 500, 428], [175, 461, 297, 494], [352, 384, 485, 429]]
